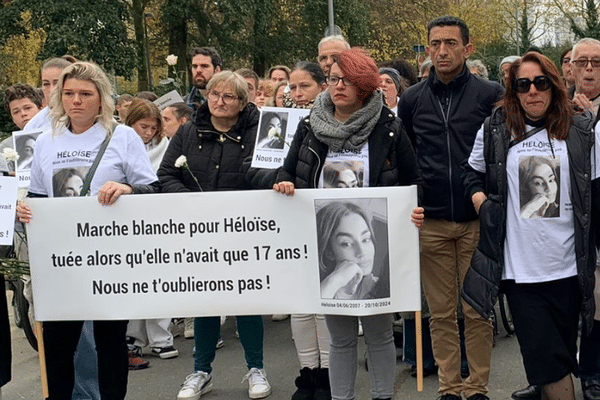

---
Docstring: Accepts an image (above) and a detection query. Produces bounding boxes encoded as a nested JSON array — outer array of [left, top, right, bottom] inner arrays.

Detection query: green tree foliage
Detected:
[[0, 0, 136, 78], [571, 0, 600, 39], [159, 0, 371, 80]]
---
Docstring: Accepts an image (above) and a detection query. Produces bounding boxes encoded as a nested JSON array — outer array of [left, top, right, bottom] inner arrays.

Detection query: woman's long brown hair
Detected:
[[498, 51, 573, 141]]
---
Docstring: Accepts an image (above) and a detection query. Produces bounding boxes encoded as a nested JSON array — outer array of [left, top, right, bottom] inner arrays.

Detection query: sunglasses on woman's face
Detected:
[[514, 75, 552, 94]]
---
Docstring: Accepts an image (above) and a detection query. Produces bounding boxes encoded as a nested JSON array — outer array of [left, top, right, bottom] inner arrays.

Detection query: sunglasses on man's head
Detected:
[[514, 75, 552, 94]]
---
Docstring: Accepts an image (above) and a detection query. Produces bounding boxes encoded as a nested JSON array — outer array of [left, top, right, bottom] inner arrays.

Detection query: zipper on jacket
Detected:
[[308, 145, 322, 189], [437, 92, 454, 220]]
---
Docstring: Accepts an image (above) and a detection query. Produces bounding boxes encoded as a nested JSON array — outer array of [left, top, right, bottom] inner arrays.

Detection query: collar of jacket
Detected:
[[428, 64, 470, 93], [193, 101, 258, 143]]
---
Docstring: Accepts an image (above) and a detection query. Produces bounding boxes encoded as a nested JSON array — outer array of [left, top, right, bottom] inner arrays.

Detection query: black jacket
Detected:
[[276, 106, 421, 189], [158, 102, 259, 192], [461, 108, 599, 334], [398, 65, 504, 222]]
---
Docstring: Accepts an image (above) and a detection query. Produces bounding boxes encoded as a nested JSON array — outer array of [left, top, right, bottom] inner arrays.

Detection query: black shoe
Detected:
[[511, 385, 541, 400], [582, 379, 600, 400], [291, 367, 314, 400], [410, 365, 438, 378], [438, 394, 461, 400], [466, 394, 490, 400], [313, 368, 331, 400]]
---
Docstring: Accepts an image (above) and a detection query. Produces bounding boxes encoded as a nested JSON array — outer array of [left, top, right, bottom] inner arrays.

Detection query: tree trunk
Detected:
[[132, 0, 148, 92]]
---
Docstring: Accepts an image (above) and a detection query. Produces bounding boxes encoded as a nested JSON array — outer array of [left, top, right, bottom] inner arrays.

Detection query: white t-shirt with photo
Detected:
[[469, 122, 600, 283], [29, 123, 157, 198], [318, 143, 370, 189]]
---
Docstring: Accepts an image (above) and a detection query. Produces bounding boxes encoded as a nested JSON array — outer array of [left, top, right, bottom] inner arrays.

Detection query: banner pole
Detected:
[[416, 311, 423, 392], [36, 321, 49, 398]]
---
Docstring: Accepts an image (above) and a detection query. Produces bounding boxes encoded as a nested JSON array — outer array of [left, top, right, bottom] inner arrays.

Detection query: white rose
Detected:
[[267, 127, 280, 139], [174, 155, 187, 168], [166, 54, 178, 66], [2, 148, 19, 162]]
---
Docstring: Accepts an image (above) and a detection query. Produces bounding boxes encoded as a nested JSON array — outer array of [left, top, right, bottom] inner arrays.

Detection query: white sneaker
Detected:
[[242, 368, 271, 399], [184, 318, 194, 339], [177, 371, 213, 400]]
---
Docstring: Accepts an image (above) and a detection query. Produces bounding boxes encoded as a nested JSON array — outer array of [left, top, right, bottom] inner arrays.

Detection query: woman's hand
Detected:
[[411, 207, 425, 228], [98, 181, 133, 206], [16, 201, 32, 223], [273, 181, 295, 196], [520, 194, 550, 218], [320, 260, 364, 299], [472, 192, 487, 214]]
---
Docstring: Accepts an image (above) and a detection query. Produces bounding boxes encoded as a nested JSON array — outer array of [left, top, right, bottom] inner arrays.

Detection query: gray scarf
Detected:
[[310, 90, 383, 152]]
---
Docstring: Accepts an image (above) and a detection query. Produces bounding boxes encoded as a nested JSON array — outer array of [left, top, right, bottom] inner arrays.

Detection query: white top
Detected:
[[318, 142, 370, 189], [24, 107, 51, 132], [145, 136, 169, 173], [469, 121, 600, 283], [29, 122, 157, 197]]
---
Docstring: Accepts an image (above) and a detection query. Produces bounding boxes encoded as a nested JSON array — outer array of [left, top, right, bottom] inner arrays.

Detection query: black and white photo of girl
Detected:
[[256, 111, 288, 149], [15, 132, 41, 171], [315, 198, 389, 300], [519, 156, 560, 218], [322, 161, 364, 188], [52, 167, 89, 197]]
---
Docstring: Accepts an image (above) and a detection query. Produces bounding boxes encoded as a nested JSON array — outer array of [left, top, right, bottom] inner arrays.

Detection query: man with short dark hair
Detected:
[[266, 65, 290, 85], [398, 15, 504, 400], [184, 47, 223, 110], [236, 68, 259, 103]]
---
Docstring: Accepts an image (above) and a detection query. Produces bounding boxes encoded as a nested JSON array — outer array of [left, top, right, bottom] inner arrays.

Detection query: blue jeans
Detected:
[[72, 321, 100, 400]]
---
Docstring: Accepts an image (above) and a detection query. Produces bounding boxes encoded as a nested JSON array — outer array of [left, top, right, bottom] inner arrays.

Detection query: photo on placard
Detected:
[[14, 131, 42, 171], [256, 110, 289, 149], [314, 197, 390, 300]]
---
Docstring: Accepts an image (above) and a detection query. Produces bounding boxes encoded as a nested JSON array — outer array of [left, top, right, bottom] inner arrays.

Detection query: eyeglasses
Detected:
[[514, 75, 552, 94], [571, 58, 600, 68], [326, 76, 353, 87], [207, 90, 239, 104]]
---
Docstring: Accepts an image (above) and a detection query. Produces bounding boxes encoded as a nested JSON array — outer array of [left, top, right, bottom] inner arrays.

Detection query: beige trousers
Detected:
[[420, 218, 493, 398]]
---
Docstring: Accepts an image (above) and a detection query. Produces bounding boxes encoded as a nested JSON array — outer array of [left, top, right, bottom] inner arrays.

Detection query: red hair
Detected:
[[335, 48, 380, 102]]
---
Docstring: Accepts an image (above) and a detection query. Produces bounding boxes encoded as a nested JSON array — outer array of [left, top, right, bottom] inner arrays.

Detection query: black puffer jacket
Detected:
[[461, 107, 599, 334], [158, 102, 259, 192], [398, 66, 504, 222], [276, 106, 421, 189]]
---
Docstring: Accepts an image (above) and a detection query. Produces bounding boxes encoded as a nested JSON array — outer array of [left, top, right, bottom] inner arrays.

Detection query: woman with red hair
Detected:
[[274, 48, 423, 400]]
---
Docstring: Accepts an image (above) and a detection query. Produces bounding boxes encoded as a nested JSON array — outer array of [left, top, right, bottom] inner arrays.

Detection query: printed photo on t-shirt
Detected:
[[519, 155, 560, 218], [52, 166, 90, 197], [14, 130, 42, 171], [322, 161, 364, 188]]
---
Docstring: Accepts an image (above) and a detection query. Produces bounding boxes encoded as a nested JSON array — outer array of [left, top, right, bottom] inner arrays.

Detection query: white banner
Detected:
[[0, 176, 17, 245], [251, 107, 309, 169], [154, 90, 184, 110], [26, 187, 420, 321]]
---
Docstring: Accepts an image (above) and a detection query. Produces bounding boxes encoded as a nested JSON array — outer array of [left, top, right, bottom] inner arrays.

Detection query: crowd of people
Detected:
[[0, 13, 599, 400]]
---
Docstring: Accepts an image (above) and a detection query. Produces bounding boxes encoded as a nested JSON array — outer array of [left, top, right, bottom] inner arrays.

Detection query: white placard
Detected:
[[13, 129, 43, 188], [154, 90, 185, 110], [0, 176, 17, 245], [26, 187, 420, 321], [251, 107, 310, 169]]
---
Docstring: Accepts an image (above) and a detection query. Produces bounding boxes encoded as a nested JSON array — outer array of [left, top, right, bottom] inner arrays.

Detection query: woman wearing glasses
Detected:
[[158, 71, 272, 400], [463, 51, 600, 400], [274, 48, 422, 400]]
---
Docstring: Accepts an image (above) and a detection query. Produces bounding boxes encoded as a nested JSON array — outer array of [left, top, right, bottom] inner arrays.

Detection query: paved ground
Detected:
[[3, 293, 585, 399]]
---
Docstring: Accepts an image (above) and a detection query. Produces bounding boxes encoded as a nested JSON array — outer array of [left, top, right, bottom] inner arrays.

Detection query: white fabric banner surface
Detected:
[[0, 176, 17, 245], [26, 186, 420, 321]]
